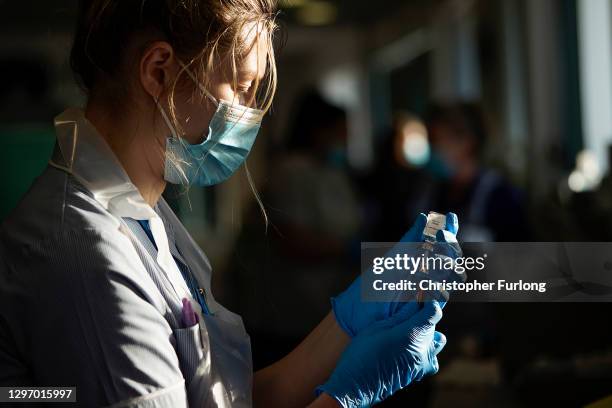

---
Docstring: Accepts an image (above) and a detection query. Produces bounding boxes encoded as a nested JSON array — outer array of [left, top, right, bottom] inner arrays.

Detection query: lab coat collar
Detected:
[[50, 108, 157, 220]]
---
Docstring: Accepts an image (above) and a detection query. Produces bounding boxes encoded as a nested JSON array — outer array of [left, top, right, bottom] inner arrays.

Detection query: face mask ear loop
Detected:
[[155, 100, 179, 140], [177, 61, 219, 108]]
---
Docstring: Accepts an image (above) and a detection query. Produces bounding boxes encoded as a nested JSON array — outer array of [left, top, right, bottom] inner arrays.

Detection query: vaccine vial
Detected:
[[419, 211, 446, 270], [418, 211, 447, 301], [423, 211, 446, 244]]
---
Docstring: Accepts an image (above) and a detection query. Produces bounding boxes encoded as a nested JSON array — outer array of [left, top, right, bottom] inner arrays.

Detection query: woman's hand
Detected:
[[331, 213, 459, 337], [255, 214, 459, 407], [317, 300, 446, 408]]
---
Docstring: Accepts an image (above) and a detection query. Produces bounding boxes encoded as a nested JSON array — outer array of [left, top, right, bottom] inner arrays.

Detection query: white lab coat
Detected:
[[0, 108, 253, 407]]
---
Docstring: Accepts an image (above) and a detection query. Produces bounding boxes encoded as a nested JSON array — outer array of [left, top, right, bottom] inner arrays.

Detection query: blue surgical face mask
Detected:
[[157, 67, 264, 186]]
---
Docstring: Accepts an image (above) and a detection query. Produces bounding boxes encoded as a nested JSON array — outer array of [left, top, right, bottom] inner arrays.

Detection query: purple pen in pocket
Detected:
[[181, 298, 199, 327]]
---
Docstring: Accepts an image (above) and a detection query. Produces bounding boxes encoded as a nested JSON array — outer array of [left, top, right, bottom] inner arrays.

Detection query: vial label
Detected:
[[423, 211, 446, 241]]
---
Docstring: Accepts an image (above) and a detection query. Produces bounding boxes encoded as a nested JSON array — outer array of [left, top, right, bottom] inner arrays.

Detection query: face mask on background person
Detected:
[[157, 66, 264, 187]]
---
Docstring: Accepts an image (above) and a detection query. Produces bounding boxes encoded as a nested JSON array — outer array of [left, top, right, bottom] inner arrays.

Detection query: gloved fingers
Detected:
[[398, 299, 443, 333], [421, 333, 446, 378], [360, 313, 402, 335], [420, 290, 449, 309], [330, 296, 357, 338], [436, 229, 458, 244], [430, 356, 440, 375], [445, 212, 459, 234], [427, 332, 447, 376], [415, 289, 446, 308], [388, 299, 420, 320], [361, 299, 428, 335], [420, 300, 443, 326], [435, 229, 463, 258], [432, 331, 447, 355], [330, 275, 366, 338], [390, 302, 421, 327], [400, 213, 427, 243]]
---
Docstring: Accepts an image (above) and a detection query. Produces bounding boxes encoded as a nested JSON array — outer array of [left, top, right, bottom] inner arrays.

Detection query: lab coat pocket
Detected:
[[189, 312, 253, 408], [173, 323, 205, 385]]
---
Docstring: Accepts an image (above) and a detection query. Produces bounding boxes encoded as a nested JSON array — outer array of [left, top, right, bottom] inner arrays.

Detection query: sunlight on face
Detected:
[[173, 23, 270, 144], [217, 22, 270, 107]]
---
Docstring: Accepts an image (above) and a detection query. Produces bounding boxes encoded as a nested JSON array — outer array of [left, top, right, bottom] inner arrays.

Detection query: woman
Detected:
[[0, 0, 458, 407]]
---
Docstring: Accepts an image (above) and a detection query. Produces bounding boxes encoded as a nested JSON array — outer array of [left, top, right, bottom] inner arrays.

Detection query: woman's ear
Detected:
[[140, 41, 176, 100]]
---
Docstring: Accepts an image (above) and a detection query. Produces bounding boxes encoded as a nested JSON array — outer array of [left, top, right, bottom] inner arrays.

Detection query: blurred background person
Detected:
[[420, 102, 530, 242], [362, 112, 435, 242]]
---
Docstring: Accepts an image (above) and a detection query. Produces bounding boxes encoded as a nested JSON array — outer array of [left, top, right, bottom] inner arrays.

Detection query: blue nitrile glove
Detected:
[[332, 213, 459, 337], [317, 300, 447, 408]]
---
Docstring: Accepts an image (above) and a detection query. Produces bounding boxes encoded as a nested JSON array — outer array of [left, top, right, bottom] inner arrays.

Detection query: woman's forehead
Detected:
[[239, 23, 270, 80]]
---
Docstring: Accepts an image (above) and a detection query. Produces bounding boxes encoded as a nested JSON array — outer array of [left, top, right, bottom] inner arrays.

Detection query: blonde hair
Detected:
[[70, 0, 279, 225]]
